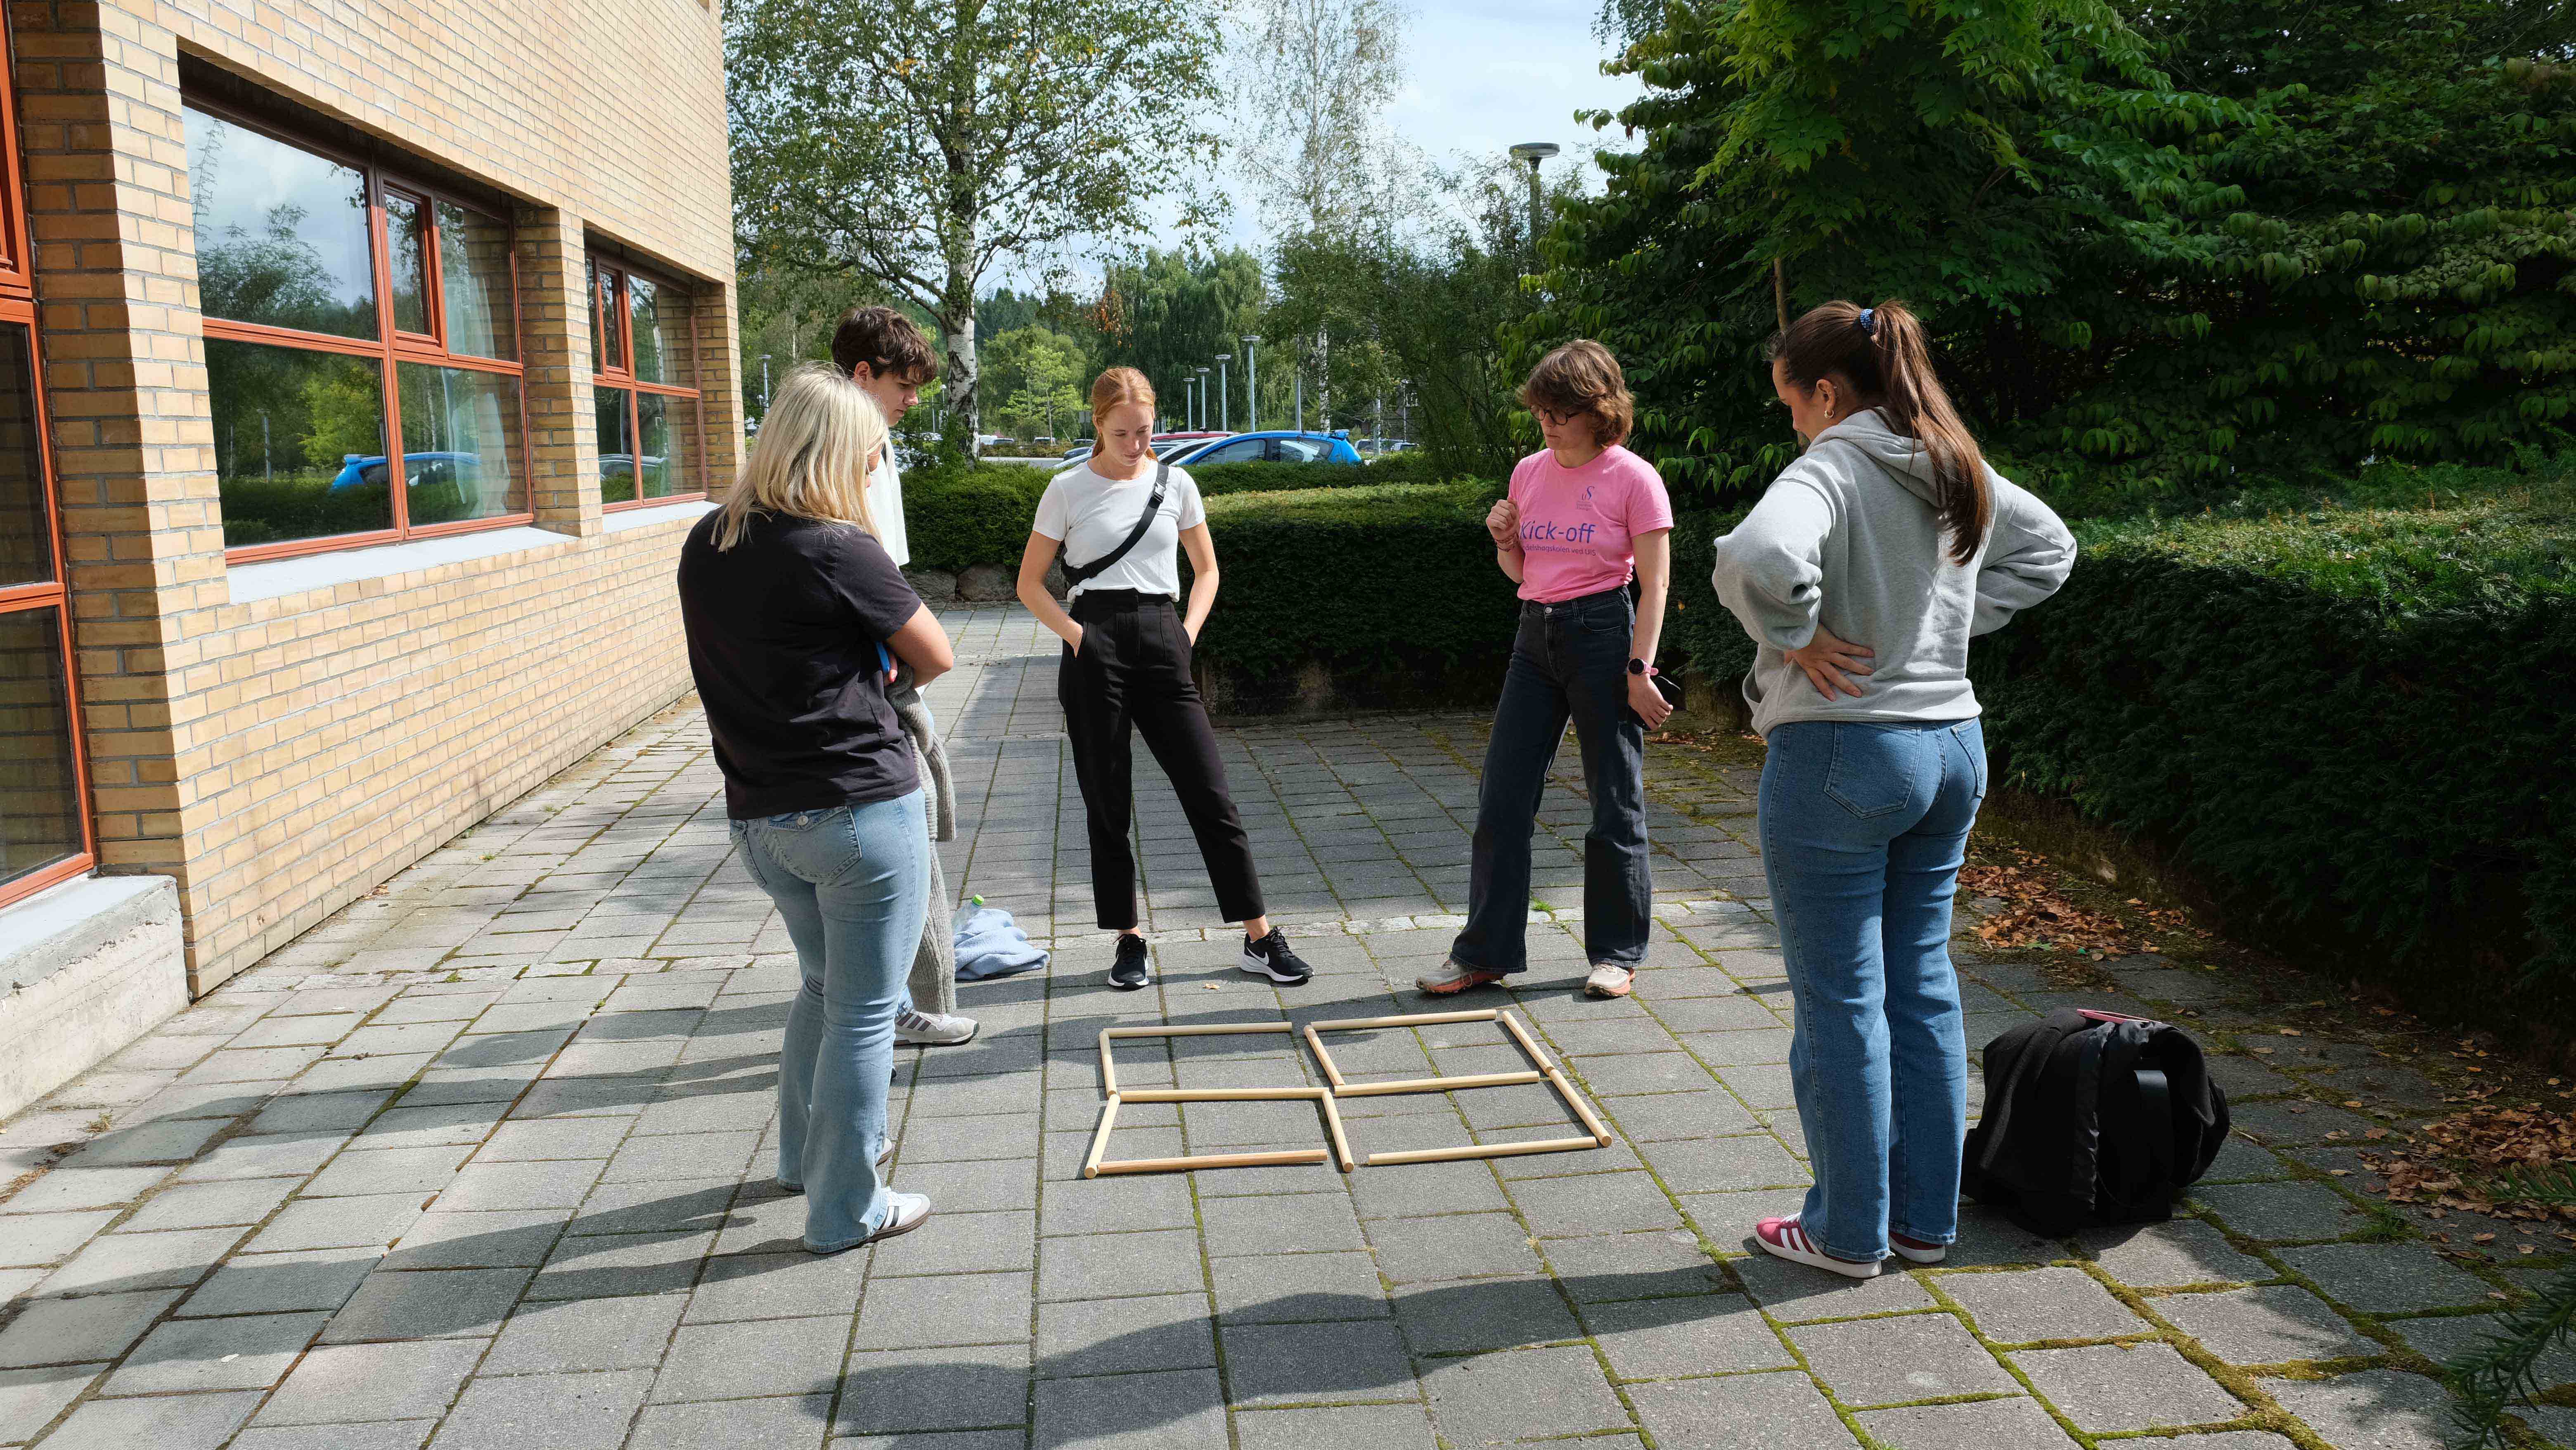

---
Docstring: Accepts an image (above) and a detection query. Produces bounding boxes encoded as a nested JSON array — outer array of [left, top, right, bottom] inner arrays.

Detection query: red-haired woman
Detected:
[[1016, 367, 1313, 992], [1711, 300, 2075, 1277]]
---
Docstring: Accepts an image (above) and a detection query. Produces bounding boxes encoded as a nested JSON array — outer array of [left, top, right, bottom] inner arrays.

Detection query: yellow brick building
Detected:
[[0, 0, 740, 1112]]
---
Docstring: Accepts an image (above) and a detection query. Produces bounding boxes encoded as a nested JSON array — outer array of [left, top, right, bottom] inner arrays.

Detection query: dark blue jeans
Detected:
[[1450, 588, 1652, 975]]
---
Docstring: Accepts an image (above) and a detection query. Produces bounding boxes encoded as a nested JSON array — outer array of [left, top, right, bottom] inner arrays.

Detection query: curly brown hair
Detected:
[[830, 306, 938, 386], [1520, 339, 1634, 448]]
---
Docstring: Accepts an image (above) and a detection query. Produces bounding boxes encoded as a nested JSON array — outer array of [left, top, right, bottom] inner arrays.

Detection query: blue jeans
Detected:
[[730, 792, 929, 1251], [1760, 718, 1985, 1261], [1451, 587, 1652, 975]]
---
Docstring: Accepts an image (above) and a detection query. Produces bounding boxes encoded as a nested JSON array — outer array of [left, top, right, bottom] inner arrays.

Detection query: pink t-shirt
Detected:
[[1507, 444, 1674, 602]]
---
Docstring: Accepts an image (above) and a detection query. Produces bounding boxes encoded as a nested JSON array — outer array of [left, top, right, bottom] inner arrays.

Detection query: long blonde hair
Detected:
[[711, 361, 887, 550]]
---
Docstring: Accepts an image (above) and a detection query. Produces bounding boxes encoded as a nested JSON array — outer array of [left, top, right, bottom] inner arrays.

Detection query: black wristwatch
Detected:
[[1627, 657, 1653, 676]]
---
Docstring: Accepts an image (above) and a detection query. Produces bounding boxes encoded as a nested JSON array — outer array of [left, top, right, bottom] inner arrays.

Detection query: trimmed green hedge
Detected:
[[1189, 481, 1518, 681], [902, 464, 1047, 573], [1969, 474, 2576, 1050]]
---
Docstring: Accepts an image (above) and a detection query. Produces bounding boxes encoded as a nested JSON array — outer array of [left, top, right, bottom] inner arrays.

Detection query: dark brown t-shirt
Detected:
[[677, 509, 923, 818]]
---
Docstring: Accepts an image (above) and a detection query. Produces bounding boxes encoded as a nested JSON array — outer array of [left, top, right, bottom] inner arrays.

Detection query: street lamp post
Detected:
[[1196, 367, 1211, 433], [1508, 142, 1560, 257], [759, 354, 773, 418], [1241, 335, 1261, 432], [1213, 352, 1231, 434]]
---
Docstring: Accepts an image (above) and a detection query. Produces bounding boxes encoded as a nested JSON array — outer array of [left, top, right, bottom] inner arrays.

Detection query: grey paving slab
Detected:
[[2009, 1342, 2247, 1432], [431, 1368, 651, 1450], [1939, 1266, 2147, 1343], [1582, 1291, 1793, 1378], [36, 1224, 243, 1294], [629, 1394, 832, 1449], [2079, 1220, 2272, 1287], [255, 1337, 488, 1424], [2267, 1369, 2453, 1450], [1233, 1403, 1440, 1450], [1626, 1369, 1854, 1450], [0, 1209, 116, 1268], [2278, 1241, 2498, 1313], [0, 1289, 186, 1372], [321, 1265, 535, 1341], [1790, 1312, 2017, 1407], [2154, 1284, 2381, 1364], [0, 1365, 102, 1443], [31, 1388, 264, 1450], [1421, 1343, 1630, 1445], [653, 1314, 846, 1401], [481, 1292, 690, 1373], [104, 1309, 331, 1393], [1032, 1366, 1225, 1449], [1855, 1396, 2077, 1450]]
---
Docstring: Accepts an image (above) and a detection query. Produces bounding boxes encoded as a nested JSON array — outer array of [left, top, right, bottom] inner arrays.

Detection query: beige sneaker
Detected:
[[1416, 960, 1508, 995], [1584, 964, 1636, 998]]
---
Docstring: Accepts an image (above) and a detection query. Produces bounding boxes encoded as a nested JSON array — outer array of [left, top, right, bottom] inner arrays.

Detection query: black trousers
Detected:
[[1059, 590, 1265, 931]]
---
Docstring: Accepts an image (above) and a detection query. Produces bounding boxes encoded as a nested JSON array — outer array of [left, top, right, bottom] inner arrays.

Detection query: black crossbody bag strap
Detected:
[[1063, 461, 1170, 587]]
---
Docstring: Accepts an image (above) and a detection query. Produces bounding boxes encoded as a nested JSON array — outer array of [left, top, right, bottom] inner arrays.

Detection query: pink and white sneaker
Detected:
[[1889, 1231, 1947, 1265], [1754, 1215, 1882, 1278]]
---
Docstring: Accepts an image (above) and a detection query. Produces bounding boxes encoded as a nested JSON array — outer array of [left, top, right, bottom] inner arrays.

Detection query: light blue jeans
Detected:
[[730, 791, 929, 1251], [1759, 719, 1985, 1262]]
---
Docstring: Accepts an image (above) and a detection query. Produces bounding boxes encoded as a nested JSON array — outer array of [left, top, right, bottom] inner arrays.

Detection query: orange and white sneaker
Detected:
[[1416, 960, 1509, 995], [1754, 1214, 1882, 1278], [1584, 964, 1635, 998]]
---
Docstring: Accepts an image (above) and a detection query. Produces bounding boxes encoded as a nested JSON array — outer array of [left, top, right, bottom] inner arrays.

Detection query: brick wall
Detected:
[[13, 0, 739, 992]]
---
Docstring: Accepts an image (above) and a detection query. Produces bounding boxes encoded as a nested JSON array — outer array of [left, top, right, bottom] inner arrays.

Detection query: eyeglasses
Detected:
[[1535, 407, 1582, 427]]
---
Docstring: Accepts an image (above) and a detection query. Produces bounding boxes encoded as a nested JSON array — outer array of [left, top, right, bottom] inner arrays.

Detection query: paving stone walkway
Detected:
[[2, 607, 2567, 1450]]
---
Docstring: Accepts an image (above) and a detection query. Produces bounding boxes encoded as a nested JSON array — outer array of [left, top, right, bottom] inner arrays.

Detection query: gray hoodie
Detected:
[[1709, 409, 2076, 737]]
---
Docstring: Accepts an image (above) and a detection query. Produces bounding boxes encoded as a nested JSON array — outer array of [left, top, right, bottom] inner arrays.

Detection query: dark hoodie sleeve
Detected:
[[1973, 471, 2077, 635]]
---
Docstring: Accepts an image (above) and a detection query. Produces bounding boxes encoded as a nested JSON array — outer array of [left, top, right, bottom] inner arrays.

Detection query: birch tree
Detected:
[[729, 0, 1223, 452]]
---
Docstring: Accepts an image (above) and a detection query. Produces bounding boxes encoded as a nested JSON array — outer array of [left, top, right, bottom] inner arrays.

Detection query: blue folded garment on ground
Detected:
[[954, 902, 1048, 981]]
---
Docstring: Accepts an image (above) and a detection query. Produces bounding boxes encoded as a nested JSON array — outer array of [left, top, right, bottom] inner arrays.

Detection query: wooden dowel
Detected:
[[1115, 1086, 1326, 1103], [1364, 1136, 1603, 1166], [1544, 1067, 1615, 1147], [1315, 1090, 1355, 1173], [1097, 1031, 1118, 1095], [1332, 1070, 1544, 1098], [1498, 1011, 1556, 1073], [1103, 1022, 1295, 1038], [1082, 1097, 1120, 1179], [1092, 1148, 1328, 1175], [1311, 1009, 1498, 1032], [1302, 1024, 1345, 1088]]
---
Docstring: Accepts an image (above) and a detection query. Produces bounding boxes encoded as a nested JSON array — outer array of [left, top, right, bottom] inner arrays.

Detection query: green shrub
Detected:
[[1354, 451, 1453, 486], [1189, 481, 1518, 680], [901, 463, 1047, 573], [1967, 476, 2576, 1051]]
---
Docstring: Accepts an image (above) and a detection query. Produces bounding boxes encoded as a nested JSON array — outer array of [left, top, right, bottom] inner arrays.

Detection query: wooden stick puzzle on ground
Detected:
[[1087, 1009, 1609, 1175], [1086, 1023, 1350, 1176]]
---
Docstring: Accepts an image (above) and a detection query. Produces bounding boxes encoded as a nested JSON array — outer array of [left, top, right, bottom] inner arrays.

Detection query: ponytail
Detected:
[[1769, 299, 1990, 565]]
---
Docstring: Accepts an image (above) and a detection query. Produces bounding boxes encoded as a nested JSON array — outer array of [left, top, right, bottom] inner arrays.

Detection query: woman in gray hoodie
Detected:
[[1709, 300, 2075, 1277]]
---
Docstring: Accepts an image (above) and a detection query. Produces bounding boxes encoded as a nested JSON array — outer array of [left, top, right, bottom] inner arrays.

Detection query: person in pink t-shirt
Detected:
[[1420, 341, 1676, 1000]]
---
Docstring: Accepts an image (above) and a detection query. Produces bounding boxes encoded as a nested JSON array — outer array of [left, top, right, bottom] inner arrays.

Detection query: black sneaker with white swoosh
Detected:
[[1239, 928, 1313, 985]]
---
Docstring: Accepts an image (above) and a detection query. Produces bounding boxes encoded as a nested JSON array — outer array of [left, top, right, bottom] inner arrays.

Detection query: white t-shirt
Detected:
[[1032, 462, 1205, 599], [865, 450, 910, 567]]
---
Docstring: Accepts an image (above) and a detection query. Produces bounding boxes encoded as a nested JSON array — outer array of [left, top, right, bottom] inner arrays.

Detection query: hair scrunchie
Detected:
[[1857, 308, 1877, 336]]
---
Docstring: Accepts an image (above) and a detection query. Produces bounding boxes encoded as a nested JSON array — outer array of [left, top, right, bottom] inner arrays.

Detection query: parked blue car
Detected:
[[1162, 431, 1361, 467], [329, 450, 482, 491]]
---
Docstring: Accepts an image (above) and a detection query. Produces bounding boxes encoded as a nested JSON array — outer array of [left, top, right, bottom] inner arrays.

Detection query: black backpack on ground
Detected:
[[1960, 1008, 2231, 1237]]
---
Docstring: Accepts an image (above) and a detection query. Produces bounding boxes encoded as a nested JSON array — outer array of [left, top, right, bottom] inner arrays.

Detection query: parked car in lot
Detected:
[[329, 450, 490, 493], [1162, 431, 1363, 467], [1150, 431, 1227, 458], [1061, 441, 1095, 462]]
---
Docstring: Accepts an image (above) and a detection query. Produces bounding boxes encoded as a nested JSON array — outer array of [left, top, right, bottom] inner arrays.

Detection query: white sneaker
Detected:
[[809, 1191, 931, 1254], [1584, 964, 1636, 998], [895, 1009, 978, 1046]]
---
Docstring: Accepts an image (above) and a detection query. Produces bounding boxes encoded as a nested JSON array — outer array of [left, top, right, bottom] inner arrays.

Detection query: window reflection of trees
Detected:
[[186, 110, 377, 339]]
